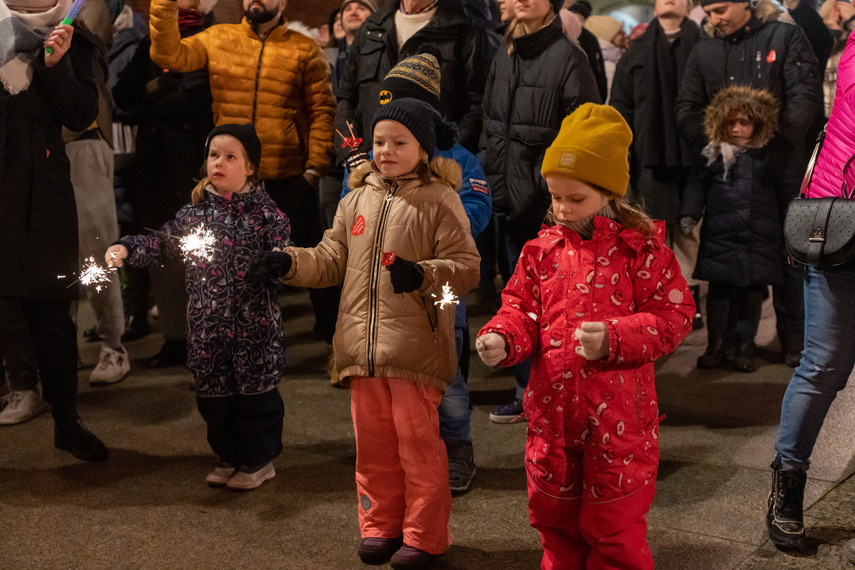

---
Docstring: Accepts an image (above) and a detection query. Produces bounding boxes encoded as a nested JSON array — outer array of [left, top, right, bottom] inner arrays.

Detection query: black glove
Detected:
[[386, 257, 425, 294], [759, 137, 792, 185], [345, 148, 370, 172], [679, 217, 698, 235], [251, 251, 293, 279]]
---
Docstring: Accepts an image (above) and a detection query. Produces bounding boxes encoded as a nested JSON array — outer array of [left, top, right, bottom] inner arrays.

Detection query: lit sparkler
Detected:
[[179, 224, 217, 264], [78, 256, 114, 293], [432, 283, 459, 310]]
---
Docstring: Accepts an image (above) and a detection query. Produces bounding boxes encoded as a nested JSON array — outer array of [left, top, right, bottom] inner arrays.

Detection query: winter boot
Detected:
[[766, 467, 807, 549], [733, 337, 757, 373], [697, 336, 726, 369], [690, 285, 704, 330]]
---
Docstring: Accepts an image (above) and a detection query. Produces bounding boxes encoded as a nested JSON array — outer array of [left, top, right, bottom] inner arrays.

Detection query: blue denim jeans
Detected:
[[774, 264, 855, 471], [438, 304, 471, 442]]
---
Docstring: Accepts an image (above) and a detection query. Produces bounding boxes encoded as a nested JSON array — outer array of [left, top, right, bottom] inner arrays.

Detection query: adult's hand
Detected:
[[44, 24, 73, 68]]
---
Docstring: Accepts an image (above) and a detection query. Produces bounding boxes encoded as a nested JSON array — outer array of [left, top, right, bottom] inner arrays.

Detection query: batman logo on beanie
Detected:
[[379, 90, 393, 105]]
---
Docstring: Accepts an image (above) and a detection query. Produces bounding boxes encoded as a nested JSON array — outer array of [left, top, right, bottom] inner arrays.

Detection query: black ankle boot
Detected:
[[733, 338, 756, 373], [766, 467, 807, 549], [147, 339, 186, 369], [697, 337, 725, 369], [690, 286, 704, 330], [54, 416, 109, 462]]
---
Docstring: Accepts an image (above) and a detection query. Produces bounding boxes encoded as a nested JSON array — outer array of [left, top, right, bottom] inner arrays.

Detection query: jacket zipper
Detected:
[[367, 182, 397, 376], [251, 38, 267, 126]]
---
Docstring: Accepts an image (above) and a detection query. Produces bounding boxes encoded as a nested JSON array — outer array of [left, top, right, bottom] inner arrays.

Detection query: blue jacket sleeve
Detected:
[[451, 145, 492, 237]]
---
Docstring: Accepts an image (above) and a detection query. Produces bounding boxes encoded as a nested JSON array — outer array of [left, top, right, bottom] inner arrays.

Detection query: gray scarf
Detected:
[[0, 0, 72, 95]]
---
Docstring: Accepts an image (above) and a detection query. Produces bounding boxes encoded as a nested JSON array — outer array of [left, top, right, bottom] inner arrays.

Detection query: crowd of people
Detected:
[[2, 0, 855, 566]]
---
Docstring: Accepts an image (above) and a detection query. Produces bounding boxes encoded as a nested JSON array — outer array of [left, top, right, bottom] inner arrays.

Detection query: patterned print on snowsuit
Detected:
[[480, 218, 694, 503], [121, 184, 291, 396]]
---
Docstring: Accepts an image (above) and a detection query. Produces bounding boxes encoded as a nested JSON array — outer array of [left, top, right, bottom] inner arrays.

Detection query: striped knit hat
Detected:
[[379, 44, 442, 110]]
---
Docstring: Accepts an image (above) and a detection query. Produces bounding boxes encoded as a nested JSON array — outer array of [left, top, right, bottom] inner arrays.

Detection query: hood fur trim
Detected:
[[347, 156, 462, 191], [703, 85, 780, 148]]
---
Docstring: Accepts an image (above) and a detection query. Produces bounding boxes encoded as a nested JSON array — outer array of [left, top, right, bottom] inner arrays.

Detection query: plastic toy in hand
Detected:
[[386, 256, 424, 294], [251, 251, 293, 279]]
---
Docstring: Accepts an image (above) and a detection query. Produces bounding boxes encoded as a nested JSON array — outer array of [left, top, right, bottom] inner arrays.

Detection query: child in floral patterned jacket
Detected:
[[106, 124, 291, 491], [476, 104, 695, 569]]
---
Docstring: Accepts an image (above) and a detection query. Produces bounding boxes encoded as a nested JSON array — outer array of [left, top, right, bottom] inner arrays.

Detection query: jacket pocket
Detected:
[[357, 40, 385, 84]]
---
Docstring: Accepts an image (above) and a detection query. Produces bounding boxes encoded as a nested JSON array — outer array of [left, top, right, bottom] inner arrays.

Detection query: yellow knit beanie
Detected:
[[540, 103, 632, 196]]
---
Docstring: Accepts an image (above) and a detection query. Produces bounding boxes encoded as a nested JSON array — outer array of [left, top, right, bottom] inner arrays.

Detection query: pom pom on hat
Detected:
[[371, 98, 457, 160], [541, 103, 632, 196], [205, 123, 263, 171]]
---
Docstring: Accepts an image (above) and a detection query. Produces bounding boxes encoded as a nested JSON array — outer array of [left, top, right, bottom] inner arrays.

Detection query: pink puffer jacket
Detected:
[[809, 30, 855, 199]]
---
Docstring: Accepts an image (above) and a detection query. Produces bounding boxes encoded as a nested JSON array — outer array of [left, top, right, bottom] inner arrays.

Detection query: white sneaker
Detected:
[[0, 390, 48, 425], [89, 346, 131, 386]]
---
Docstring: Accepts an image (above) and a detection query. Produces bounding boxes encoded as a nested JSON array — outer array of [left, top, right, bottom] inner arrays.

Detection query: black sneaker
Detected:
[[121, 314, 151, 342], [489, 398, 524, 424], [445, 439, 475, 494]]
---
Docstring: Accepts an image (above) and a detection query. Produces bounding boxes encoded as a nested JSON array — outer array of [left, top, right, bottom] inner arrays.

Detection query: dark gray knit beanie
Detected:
[[370, 98, 458, 160], [205, 123, 262, 170]]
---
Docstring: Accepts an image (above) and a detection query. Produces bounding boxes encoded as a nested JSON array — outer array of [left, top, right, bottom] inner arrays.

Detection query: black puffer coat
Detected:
[[480, 18, 600, 243], [676, 0, 822, 198], [680, 86, 784, 287], [335, 0, 499, 155], [0, 28, 99, 300]]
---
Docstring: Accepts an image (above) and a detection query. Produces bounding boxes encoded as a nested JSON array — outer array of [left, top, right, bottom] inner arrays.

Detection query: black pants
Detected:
[[0, 298, 78, 419], [264, 176, 340, 344], [196, 389, 284, 466], [0, 297, 40, 392], [706, 282, 765, 345]]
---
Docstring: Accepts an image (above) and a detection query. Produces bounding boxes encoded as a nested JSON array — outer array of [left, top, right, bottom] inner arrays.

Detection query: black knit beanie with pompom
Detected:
[[371, 97, 458, 160]]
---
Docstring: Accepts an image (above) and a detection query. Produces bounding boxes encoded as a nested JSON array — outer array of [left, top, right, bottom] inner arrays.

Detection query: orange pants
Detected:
[[528, 474, 655, 570], [350, 376, 451, 555]]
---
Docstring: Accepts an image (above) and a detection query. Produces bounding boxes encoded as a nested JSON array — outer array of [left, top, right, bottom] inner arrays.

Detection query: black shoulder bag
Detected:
[[783, 125, 855, 267]]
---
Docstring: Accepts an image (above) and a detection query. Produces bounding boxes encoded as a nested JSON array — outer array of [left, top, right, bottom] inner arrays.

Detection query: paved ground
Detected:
[[2, 285, 855, 569]]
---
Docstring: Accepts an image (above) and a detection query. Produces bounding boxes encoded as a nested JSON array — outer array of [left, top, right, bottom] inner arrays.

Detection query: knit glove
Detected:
[[344, 147, 370, 172], [251, 251, 293, 279], [476, 333, 508, 367], [386, 257, 424, 294], [679, 217, 698, 235]]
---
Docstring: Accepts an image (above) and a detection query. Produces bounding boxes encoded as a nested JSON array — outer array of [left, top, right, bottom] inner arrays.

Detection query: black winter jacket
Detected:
[[676, 8, 822, 197], [681, 152, 783, 287], [335, 0, 499, 155], [480, 19, 600, 242], [0, 28, 99, 300]]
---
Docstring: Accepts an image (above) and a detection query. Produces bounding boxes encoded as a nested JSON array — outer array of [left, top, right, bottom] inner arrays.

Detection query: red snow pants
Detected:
[[528, 474, 655, 570], [350, 376, 451, 555]]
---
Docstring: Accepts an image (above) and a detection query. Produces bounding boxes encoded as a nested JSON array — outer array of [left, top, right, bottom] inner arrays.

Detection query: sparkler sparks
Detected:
[[78, 256, 114, 293], [179, 224, 217, 264], [432, 283, 459, 310]]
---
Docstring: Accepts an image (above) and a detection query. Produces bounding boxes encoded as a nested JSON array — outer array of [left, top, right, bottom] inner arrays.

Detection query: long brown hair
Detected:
[[546, 183, 655, 238], [190, 144, 257, 205]]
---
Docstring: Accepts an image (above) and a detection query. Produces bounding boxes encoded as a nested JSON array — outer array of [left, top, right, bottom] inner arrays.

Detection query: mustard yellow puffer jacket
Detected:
[[282, 158, 481, 391], [149, 0, 336, 180]]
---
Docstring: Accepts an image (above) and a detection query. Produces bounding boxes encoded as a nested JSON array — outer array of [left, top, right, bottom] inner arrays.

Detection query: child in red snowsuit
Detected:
[[476, 104, 695, 570]]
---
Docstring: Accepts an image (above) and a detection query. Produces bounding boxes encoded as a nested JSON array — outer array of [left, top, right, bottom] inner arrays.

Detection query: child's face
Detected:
[[373, 120, 423, 178], [726, 110, 755, 145], [545, 175, 610, 224], [206, 135, 254, 195]]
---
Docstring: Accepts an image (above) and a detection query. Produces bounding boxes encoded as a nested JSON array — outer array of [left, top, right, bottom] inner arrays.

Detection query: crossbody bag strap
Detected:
[[807, 198, 836, 265]]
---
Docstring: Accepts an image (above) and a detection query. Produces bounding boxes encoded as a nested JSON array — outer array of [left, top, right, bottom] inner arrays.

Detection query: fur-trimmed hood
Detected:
[[703, 85, 780, 148], [347, 156, 463, 193]]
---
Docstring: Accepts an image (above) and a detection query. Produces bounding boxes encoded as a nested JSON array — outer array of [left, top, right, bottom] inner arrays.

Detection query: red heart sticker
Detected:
[[766, 50, 776, 63], [352, 215, 365, 236], [381, 251, 397, 266]]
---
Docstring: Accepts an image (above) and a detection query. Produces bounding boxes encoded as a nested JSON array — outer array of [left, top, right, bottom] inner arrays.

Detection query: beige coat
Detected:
[[282, 158, 480, 391]]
